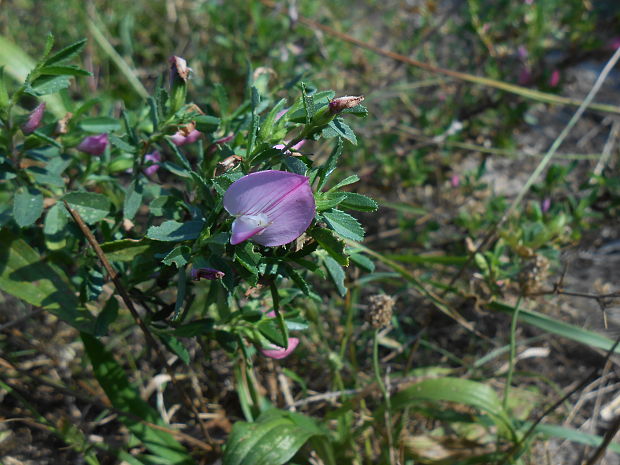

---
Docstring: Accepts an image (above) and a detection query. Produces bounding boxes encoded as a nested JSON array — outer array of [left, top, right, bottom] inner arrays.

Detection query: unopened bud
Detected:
[[77, 133, 109, 156], [169, 56, 192, 114], [144, 150, 161, 177], [22, 102, 45, 134], [328, 95, 364, 114], [191, 267, 225, 281]]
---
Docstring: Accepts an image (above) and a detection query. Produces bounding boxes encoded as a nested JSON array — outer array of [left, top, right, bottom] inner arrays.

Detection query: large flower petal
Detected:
[[223, 170, 315, 247]]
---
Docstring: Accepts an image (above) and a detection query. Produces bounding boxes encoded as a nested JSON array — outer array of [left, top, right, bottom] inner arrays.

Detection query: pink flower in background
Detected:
[[223, 170, 315, 247], [143, 150, 161, 177], [22, 102, 45, 134], [260, 337, 300, 359], [450, 175, 460, 188], [170, 128, 202, 146], [190, 267, 225, 281], [206, 133, 234, 155], [609, 37, 620, 51], [541, 197, 551, 213], [518, 68, 532, 86], [274, 139, 306, 154], [77, 133, 109, 155], [549, 70, 560, 87], [275, 109, 289, 121]]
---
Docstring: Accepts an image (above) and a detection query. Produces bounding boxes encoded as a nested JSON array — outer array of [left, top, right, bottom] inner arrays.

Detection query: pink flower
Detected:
[[541, 197, 551, 213], [190, 267, 225, 280], [549, 69, 560, 87], [144, 150, 161, 177], [260, 337, 299, 359], [77, 133, 109, 155], [273, 139, 306, 154], [518, 68, 532, 86], [223, 170, 315, 247], [22, 102, 45, 134], [450, 175, 460, 188], [608, 37, 620, 51], [170, 128, 202, 146]]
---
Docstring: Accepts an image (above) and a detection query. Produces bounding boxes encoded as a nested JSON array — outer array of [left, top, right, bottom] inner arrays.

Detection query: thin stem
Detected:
[[373, 329, 395, 465], [503, 295, 522, 410]]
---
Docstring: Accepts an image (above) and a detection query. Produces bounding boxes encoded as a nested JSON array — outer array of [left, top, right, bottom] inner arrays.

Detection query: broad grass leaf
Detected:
[[0, 229, 94, 333]]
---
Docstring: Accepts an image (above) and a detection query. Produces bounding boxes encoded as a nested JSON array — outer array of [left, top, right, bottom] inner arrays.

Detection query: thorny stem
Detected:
[[63, 200, 212, 444]]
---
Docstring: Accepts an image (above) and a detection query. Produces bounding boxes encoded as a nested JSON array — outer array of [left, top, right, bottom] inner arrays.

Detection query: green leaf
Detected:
[[170, 319, 214, 338], [328, 174, 359, 191], [164, 137, 192, 172], [0, 229, 94, 333], [309, 228, 349, 266], [315, 191, 347, 212], [79, 116, 121, 133], [38, 65, 92, 77], [223, 409, 324, 465], [301, 82, 314, 124], [94, 297, 119, 337], [285, 266, 311, 295], [194, 115, 221, 132], [323, 255, 347, 297], [62, 192, 111, 225], [322, 118, 357, 145], [317, 138, 343, 190], [44, 38, 87, 66], [100, 238, 168, 262], [323, 209, 365, 241], [123, 178, 143, 220], [257, 319, 288, 349], [108, 134, 135, 152], [158, 333, 190, 365], [0, 67, 8, 114], [161, 245, 191, 268], [43, 202, 68, 249], [349, 252, 375, 272], [147, 220, 205, 242], [340, 192, 378, 212], [283, 156, 307, 176], [389, 377, 515, 439], [13, 186, 43, 227], [258, 98, 286, 141], [234, 242, 261, 275], [81, 333, 195, 464], [28, 74, 71, 96]]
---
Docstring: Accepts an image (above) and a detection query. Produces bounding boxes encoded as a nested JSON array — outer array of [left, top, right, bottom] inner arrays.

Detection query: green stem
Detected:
[[503, 295, 522, 410], [373, 329, 394, 465]]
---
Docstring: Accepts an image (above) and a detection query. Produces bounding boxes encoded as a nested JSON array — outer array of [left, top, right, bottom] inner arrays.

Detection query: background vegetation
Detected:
[[2, 0, 620, 464]]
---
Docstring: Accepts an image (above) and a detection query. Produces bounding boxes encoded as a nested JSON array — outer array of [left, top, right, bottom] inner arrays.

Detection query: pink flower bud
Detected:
[[77, 133, 109, 155], [22, 102, 46, 134], [328, 95, 364, 114], [541, 197, 551, 213], [260, 337, 299, 359], [169, 56, 192, 84], [223, 170, 316, 247], [190, 267, 225, 281], [549, 69, 560, 87], [450, 175, 460, 188], [144, 150, 161, 177], [273, 139, 306, 154], [206, 134, 234, 155], [170, 128, 202, 146]]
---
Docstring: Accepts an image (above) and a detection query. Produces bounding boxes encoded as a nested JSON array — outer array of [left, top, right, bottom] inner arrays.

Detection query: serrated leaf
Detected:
[[323, 255, 347, 297], [43, 202, 67, 250], [315, 191, 347, 212], [340, 192, 378, 212], [158, 333, 190, 365], [349, 252, 375, 272], [285, 266, 311, 295], [323, 209, 365, 241], [108, 134, 135, 152], [257, 319, 288, 348], [301, 82, 314, 124], [162, 245, 191, 268], [13, 186, 43, 227], [62, 192, 111, 225], [28, 74, 71, 96], [38, 65, 91, 77], [322, 118, 357, 145], [328, 174, 359, 191], [0, 229, 94, 333], [309, 228, 349, 266], [317, 138, 343, 190], [283, 156, 307, 175], [146, 220, 204, 242], [43, 38, 87, 66], [234, 242, 261, 275], [193, 114, 221, 132]]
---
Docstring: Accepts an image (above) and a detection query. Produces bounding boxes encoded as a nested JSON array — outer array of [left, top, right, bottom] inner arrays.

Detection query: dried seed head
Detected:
[[366, 294, 395, 329], [328, 95, 364, 114]]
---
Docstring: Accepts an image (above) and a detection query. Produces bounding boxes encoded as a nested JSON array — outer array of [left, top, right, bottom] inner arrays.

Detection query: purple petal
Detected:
[[191, 267, 225, 280], [223, 170, 315, 247], [260, 337, 299, 359], [77, 133, 109, 155], [170, 129, 202, 146], [22, 102, 46, 134]]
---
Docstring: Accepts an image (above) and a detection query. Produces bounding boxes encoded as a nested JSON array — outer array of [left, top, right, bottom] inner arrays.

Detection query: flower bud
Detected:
[[170, 128, 202, 146], [169, 56, 191, 114], [77, 133, 109, 156], [328, 95, 364, 115], [191, 267, 225, 281], [22, 102, 45, 134], [260, 337, 299, 360], [144, 150, 161, 177]]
